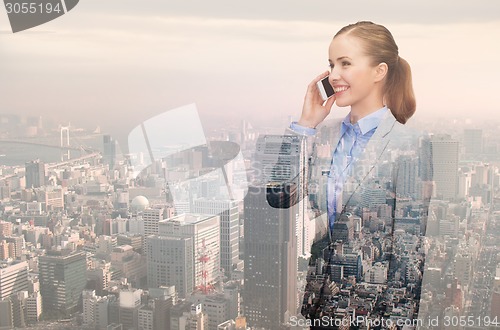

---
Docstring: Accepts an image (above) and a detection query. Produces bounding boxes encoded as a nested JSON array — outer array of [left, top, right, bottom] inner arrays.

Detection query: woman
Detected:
[[289, 21, 428, 326]]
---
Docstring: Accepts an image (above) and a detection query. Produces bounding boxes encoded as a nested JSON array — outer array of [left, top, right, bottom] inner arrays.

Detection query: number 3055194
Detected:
[[5, 2, 62, 14]]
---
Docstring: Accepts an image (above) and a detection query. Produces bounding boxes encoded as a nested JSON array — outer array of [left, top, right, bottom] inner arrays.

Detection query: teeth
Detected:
[[334, 86, 349, 93]]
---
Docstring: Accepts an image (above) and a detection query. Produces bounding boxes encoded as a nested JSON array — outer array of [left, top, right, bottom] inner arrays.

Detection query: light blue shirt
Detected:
[[328, 107, 387, 232], [290, 106, 388, 233]]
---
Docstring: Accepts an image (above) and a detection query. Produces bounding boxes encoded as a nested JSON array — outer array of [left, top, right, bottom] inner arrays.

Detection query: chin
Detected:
[[335, 99, 351, 108]]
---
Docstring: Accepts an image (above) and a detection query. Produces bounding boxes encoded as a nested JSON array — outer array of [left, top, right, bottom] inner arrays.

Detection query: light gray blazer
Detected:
[[288, 110, 413, 239]]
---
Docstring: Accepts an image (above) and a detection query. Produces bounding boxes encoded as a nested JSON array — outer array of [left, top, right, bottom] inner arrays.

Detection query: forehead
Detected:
[[328, 34, 367, 60]]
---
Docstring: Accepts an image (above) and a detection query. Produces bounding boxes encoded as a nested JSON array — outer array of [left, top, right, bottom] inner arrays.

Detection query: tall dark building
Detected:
[[396, 155, 419, 199], [103, 135, 118, 172], [254, 135, 306, 199], [243, 183, 297, 329], [327, 253, 362, 281], [254, 135, 311, 258], [25, 160, 45, 188], [331, 216, 354, 243], [418, 137, 433, 182], [39, 251, 87, 316]]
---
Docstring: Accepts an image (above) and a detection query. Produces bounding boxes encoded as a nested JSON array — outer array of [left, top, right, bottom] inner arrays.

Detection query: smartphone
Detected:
[[316, 76, 335, 101]]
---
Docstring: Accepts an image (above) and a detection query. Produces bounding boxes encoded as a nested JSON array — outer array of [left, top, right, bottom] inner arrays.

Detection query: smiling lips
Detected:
[[334, 86, 350, 94]]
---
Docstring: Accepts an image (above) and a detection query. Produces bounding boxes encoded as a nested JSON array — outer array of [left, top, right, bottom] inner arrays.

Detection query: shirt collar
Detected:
[[342, 106, 388, 135]]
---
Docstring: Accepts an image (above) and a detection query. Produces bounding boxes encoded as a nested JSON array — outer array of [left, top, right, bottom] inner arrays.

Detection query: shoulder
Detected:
[[391, 119, 406, 136], [389, 117, 426, 150]]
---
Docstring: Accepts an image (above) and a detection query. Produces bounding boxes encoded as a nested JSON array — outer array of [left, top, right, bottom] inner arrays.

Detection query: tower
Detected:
[[103, 134, 118, 172], [60, 125, 70, 161], [254, 135, 306, 199], [196, 238, 213, 294], [243, 183, 298, 329], [254, 135, 311, 258]]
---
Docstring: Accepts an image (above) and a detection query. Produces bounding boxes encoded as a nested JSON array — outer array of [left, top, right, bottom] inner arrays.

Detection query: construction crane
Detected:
[[196, 238, 214, 294]]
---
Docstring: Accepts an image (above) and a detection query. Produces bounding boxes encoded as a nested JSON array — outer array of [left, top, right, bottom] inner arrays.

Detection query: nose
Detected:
[[329, 67, 340, 84]]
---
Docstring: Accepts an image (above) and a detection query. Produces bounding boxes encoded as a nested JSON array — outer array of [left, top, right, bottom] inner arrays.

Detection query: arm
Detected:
[[286, 71, 337, 157]]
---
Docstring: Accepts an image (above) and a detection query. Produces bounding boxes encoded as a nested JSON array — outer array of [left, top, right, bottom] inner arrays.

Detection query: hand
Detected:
[[297, 71, 336, 128]]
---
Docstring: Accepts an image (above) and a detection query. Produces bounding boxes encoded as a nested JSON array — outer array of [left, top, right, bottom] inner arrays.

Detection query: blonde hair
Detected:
[[335, 21, 416, 124]]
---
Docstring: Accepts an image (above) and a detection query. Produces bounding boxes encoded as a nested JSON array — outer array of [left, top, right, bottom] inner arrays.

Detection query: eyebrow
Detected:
[[329, 56, 352, 62]]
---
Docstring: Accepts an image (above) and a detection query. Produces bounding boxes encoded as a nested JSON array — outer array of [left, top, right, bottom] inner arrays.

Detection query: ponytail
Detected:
[[385, 56, 416, 124]]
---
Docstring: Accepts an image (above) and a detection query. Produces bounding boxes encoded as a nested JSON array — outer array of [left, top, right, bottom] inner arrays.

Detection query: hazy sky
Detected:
[[1, 0, 500, 143]]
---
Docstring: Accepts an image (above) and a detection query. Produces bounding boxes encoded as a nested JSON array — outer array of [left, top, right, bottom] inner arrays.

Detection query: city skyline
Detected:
[[0, 115, 499, 328], [2, 2, 500, 329]]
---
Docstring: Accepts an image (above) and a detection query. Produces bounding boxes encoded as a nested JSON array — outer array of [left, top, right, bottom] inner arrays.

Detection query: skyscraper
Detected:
[[255, 135, 306, 189], [143, 207, 167, 236], [146, 235, 194, 298], [420, 135, 459, 200], [254, 135, 311, 258], [158, 214, 221, 294], [143, 207, 167, 254], [395, 155, 419, 199], [243, 183, 297, 329], [39, 251, 87, 316], [193, 198, 240, 277], [103, 135, 118, 172], [25, 160, 45, 188], [418, 136, 433, 182]]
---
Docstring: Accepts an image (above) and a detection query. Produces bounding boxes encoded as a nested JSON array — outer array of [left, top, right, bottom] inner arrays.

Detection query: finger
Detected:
[[313, 71, 330, 83], [308, 71, 330, 88]]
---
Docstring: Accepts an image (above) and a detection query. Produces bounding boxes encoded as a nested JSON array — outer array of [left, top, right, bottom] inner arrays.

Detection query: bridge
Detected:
[[0, 139, 90, 151], [0, 127, 103, 181]]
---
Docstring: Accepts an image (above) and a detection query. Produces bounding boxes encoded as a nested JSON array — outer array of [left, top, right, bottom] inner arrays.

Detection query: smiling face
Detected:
[[328, 34, 386, 118]]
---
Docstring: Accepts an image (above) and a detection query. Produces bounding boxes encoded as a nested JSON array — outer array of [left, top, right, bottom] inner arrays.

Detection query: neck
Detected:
[[349, 90, 385, 124]]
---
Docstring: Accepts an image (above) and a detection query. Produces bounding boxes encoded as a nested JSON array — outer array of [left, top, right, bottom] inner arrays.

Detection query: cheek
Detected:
[[343, 70, 361, 86], [351, 71, 373, 90], [351, 70, 366, 82]]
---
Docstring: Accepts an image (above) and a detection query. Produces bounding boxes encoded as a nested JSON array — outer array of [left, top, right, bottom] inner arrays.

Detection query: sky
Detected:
[[1, 0, 500, 146]]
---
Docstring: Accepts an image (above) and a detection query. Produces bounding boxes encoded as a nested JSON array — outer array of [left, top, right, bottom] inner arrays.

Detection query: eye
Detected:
[[342, 61, 351, 66], [328, 63, 334, 70]]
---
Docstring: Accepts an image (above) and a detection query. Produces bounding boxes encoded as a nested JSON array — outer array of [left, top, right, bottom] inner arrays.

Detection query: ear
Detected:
[[374, 62, 388, 82]]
